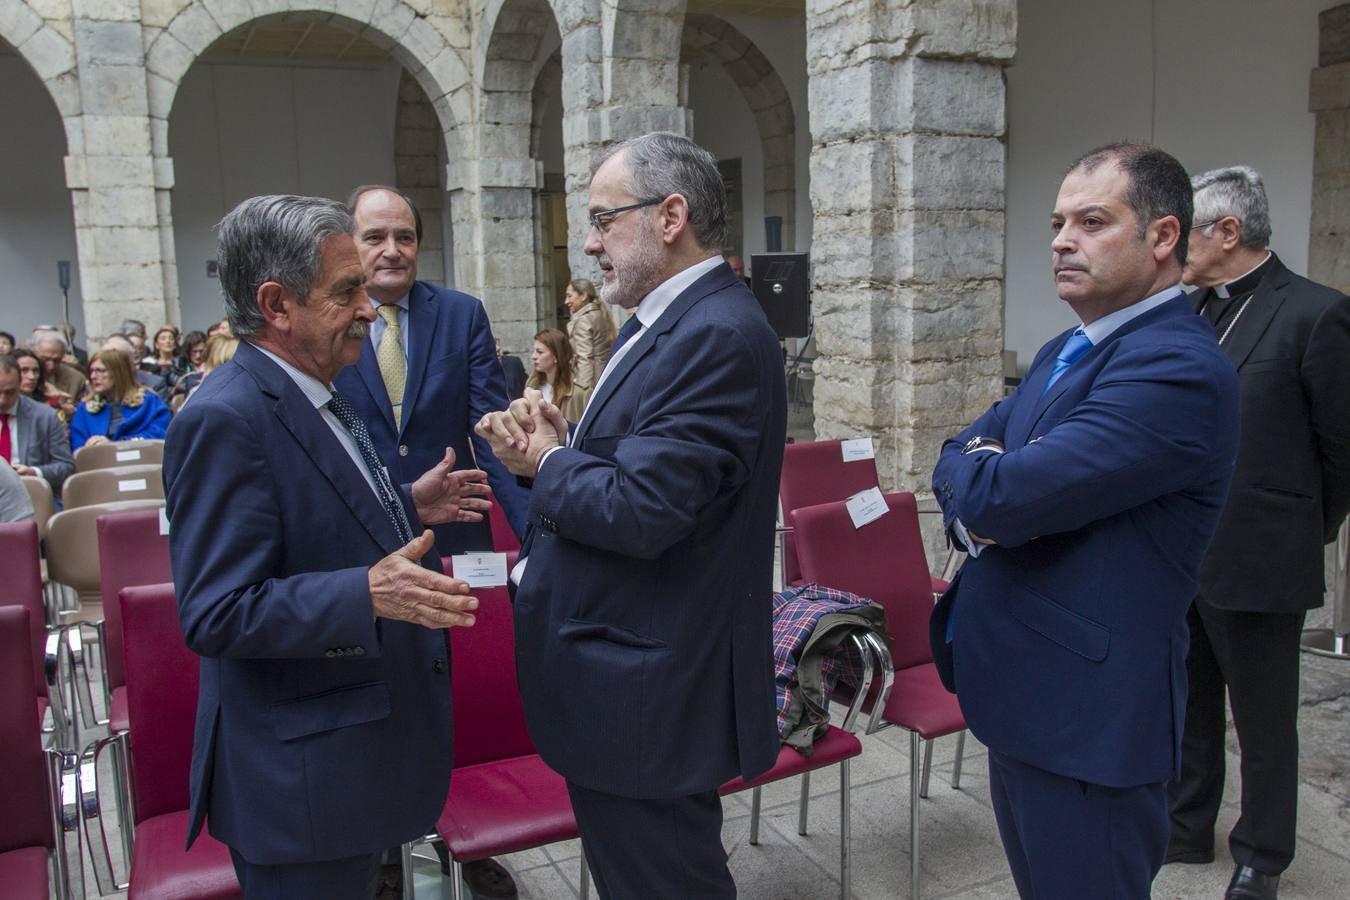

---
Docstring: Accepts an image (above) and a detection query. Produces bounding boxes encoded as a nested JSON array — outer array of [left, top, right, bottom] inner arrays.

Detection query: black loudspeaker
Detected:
[[751, 252, 810, 338]]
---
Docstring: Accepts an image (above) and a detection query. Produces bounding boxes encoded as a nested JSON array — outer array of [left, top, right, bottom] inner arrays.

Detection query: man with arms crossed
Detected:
[[1167, 166, 1350, 900], [931, 144, 1241, 899], [164, 195, 486, 898], [477, 132, 786, 897]]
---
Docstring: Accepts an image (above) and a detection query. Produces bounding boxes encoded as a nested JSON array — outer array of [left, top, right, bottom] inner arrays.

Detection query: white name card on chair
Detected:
[[118, 479, 148, 492], [159, 508, 170, 536], [115, 449, 142, 462], [840, 437, 875, 462], [452, 552, 508, 587], [845, 487, 887, 529]]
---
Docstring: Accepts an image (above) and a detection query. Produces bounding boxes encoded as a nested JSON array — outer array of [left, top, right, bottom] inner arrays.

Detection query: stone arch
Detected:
[[681, 14, 796, 249], [0, 0, 80, 132], [144, 0, 470, 158]]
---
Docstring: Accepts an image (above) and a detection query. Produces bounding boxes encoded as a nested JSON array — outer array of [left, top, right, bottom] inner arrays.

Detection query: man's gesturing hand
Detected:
[[369, 530, 478, 628], [411, 447, 491, 525]]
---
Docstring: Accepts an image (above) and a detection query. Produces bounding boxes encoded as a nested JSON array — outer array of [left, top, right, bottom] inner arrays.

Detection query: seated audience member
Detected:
[[170, 330, 210, 408], [58, 323, 88, 367], [0, 354, 74, 493], [526, 328, 588, 421], [496, 339, 527, 401], [0, 461, 34, 523], [11, 348, 73, 422], [563, 278, 615, 391], [69, 349, 171, 450], [0, 331, 14, 354], [142, 324, 191, 386], [206, 318, 232, 337], [119, 319, 148, 359], [32, 329, 87, 403], [178, 333, 238, 409], [102, 334, 169, 400]]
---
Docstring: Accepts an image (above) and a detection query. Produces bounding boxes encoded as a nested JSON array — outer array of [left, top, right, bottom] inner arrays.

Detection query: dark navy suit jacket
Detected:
[[164, 342, 453, 864], [333, 280, 531, 552], [930, 294, 1241, 788], [514, 262, 786, 799]]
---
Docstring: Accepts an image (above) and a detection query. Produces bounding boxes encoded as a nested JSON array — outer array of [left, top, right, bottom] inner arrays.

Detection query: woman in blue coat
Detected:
[[69, 349, 171, 450]]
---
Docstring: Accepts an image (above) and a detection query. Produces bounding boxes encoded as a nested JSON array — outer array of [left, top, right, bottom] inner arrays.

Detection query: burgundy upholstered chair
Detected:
[[402, 585, 586, 900], [81, 583, 239, 898], [778, 439, 882, 587], [794, 492, 969, 900], [485, 487, 522, 553], [0, 520, 72, 746], [0, 605, 82, 899]]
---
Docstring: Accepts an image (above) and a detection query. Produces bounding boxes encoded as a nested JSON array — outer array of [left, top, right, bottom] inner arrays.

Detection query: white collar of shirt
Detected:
[[632, 254, 724, 330], [1214, 252, 1271, 299], [1080, 283, 1184, 345], [252, 345, 335, 409]]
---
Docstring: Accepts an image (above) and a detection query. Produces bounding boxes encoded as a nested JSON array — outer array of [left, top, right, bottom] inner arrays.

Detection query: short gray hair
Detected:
[[217, 195, 354, 338], [30, 329, 67, 352], [591, 132, 728, 251], [1191, 166, 1271, 248]]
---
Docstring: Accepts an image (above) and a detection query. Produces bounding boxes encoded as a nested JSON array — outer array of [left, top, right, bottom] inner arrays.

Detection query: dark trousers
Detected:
[[566, 780, 735, 899], [988, 749, 1168, 900], [228, 848, 379, 900], [1169, 601, 1305, 874]]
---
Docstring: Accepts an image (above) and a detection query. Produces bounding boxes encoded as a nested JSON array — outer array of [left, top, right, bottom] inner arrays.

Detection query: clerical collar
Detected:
[[1215, 252, 1272, 299]]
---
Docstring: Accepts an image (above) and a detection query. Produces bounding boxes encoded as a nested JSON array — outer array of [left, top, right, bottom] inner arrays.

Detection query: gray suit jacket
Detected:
[[13, 395, 74, 492]]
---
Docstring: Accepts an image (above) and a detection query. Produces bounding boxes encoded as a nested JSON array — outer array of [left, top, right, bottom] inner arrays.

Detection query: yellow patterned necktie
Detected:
[[376, 304, 406, 429]]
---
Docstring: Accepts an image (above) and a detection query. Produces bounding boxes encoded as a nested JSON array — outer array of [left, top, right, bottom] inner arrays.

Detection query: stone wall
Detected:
[[1310, 3, 1350, 292], [806, 0, 1015, 499]]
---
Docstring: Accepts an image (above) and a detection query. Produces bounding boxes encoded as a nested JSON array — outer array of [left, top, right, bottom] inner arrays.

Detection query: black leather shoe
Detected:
[[429, 840, 518, 899], [1164, 841, 1215, 865], [1225, 864, 1280, 900]]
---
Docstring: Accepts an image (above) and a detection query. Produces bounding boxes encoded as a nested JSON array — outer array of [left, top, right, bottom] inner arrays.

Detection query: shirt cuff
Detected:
[[952, 518, 986, 559], [536, 445, 564, 473]]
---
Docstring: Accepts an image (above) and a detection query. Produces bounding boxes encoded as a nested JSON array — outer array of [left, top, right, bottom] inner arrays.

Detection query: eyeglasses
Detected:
[[1190, 219, 1220, 232], [588, 198, 665, 233]]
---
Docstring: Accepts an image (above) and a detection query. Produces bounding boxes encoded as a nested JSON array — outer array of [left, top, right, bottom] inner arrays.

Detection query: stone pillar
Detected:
[[1310, 4, 1350, 292], [395, 70, 448, 286], [806, 0, 1015, 496], [66, 0, 174, 338]]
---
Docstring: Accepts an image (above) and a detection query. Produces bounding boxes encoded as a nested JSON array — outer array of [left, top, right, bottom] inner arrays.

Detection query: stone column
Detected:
[[806, 0, 1015, 495], [66, 0, 175, 338], [395, 70, 448, 286], [1310, 4, 1350, 292]]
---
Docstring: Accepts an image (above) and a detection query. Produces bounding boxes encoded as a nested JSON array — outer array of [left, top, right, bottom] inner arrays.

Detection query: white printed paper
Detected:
[[115, 449, 142, 462], [840, 437, 875, 462], [452, 552, 509, 587], [118, 478, 148, 492], [845, 486, 888, 529], [158, 507, 170, 536]]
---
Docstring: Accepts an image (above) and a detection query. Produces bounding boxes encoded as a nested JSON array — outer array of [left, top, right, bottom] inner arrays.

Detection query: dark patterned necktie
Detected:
[[327, 390, 416, 545], [607, 315, 643, 364]]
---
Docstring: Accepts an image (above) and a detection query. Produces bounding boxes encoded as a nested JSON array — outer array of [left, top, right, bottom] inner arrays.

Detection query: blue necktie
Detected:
[[327, 390, 416, 545], [607, 315, 642, 364], [1041, 329, 1092, 396]]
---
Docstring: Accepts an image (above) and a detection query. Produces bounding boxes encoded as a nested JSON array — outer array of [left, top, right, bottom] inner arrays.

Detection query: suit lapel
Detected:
[[1221, 262, 1289, 370], [571, 265, 735, 446], [236, 343, 398, 552], [399, 282, 437, 431]]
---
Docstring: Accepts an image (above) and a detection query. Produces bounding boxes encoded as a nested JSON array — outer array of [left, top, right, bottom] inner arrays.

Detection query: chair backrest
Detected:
[[793, 492, 936, 670], [61, 464, 165, 509], [486, 489, 522, 553], [46, 500, 166, 600], [447, 585, 534, 766], [0, 606, 53, 853], [121, 583, 199, 824], [73, 439, 165, 473], [21, 476, 54, 540], [779, 439, 882, 584], [98, 508, 173, 691], [0, 521, 49, 701]]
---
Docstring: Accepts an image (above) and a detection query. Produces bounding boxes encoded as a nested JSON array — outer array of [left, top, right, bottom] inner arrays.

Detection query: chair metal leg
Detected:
[[749, 786, 762, 845], [111, 736, 134, 866], [920, 737, 934, 799], [579, 849, 591, 900], [839, 758, 852, 900], [798, 771, 811, 836], [449, 859, 463, 900], [400, 842, 415, 900], [952, 730, 967, 790], [909, 730, 921, 900]]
